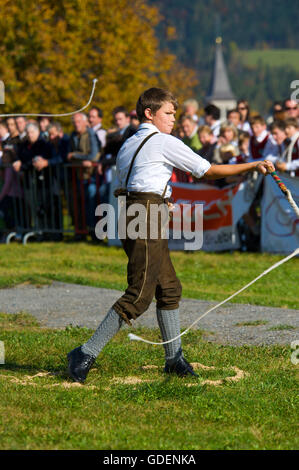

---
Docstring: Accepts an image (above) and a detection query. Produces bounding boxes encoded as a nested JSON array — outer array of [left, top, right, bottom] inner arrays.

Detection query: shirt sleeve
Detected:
[[286, 159, 299, 171], [285, 141, 299, 171], [263, 138, 279, 163], [162, 135, 211, 178]]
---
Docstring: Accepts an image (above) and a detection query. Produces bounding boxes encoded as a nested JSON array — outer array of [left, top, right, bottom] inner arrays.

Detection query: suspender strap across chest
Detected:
[[115, 131, 169, 199], [125, 131, 158, 187]]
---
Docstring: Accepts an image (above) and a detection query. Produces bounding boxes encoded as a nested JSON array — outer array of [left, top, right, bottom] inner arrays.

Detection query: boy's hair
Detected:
[[238, 131, 250, 146], [113, 106, 129, 117], [136, 88, 178, 123], [90, 106, 103, 118], [285, 117, 299, 129], [198, 125, 213, 135], [250, 115, 266, 126], [270, 120, 286, 132], [227, 108, 241, 119], [180, 114, 195, 124], [49, 121, 63, 133], [204, 103, 220, 120], [220, 123, 238, 139], [183, 98, 199, 112], [0, 121, 8, 130]]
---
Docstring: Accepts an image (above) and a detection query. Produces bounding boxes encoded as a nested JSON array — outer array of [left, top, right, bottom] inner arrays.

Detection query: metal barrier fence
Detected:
[[0, 163, 103, 244]]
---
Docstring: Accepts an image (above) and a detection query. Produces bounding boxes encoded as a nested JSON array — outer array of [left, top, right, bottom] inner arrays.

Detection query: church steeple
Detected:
[[207, 36, 235, 102], [206, 30, 236, 120]]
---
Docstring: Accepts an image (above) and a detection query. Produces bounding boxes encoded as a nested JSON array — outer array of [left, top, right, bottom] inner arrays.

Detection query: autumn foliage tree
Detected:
[[0, 0, 197, 126]]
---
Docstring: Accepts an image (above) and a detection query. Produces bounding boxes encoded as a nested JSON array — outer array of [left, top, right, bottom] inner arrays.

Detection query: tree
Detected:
[[0, 0, 197, 126]]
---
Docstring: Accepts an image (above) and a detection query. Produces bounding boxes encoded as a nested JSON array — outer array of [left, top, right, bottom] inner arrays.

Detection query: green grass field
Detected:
[[241, 49, 299, 71], [0, 243, 298, 450], [0, 312, 298, 450], [0, 242, 298, 309]]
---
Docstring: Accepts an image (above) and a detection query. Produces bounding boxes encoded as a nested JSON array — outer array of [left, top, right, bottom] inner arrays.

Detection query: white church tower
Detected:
[[206, 36, 236, 120]]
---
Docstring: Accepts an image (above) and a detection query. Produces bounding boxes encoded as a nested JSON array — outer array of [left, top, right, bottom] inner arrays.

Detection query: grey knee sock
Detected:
[[81, 307, 123, 358], [156, 308, 182, 361]]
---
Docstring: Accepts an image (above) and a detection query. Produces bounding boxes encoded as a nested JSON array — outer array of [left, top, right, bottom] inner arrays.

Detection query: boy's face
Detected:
[[271, 127, 286, 145], [114, 112, 130, 130], [199, 132, 212, 145], [228, 112, 240, 127], [182, 118, 195, 138], [285, 125, 298, 139], [147, 101, 176, 134], [223, 128, 235, 143], [252, 122, 266, 137], [49, 127, 60, 142], [240, 138, 249, 152]]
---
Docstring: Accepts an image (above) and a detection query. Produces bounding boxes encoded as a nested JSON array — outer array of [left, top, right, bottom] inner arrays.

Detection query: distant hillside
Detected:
[[240, 49, 299, 71], [148, 0, 299, 112]]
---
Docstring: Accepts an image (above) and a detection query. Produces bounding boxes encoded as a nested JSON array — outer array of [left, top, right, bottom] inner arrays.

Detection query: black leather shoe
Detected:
[[164, 349, 198, 377], [67, 346, 96, 383]]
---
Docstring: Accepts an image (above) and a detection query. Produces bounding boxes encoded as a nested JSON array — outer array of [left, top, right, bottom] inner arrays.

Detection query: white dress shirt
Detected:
[[283, 132, 299, 172], [115, 123, 211, 198], [92, 123, 107, 149]]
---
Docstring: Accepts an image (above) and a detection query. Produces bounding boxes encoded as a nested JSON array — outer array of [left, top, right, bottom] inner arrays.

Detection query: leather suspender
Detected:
[[114, 131, 169, 198], [125, 132, 158, 188]]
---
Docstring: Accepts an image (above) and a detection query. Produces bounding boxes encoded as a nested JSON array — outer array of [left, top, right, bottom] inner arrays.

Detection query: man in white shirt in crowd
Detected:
[[88, 106, 107, 150], [67, 87, 275, 384], [276, 118, 299, 177], [204, 103, 221, 140]]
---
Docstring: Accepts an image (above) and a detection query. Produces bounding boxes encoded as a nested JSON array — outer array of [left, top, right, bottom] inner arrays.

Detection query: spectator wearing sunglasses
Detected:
[[283, 99, 299, 123]]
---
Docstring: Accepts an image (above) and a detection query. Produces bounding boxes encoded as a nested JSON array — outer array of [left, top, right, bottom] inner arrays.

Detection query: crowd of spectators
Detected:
[[0, 95, 298, 245], [174, 97, 299, 182]]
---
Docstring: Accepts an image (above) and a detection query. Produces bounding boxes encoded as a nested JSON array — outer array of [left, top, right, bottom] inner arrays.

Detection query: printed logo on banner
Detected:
[[169, 184, 240, 251]]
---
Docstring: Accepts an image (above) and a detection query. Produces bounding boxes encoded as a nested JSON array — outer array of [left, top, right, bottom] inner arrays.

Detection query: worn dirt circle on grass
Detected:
[[0, 371, 97, 389], [0, 363, 249, 389]]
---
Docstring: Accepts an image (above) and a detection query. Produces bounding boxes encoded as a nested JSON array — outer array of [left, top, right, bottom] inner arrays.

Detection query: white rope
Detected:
[[128, 247, 299, 345], [286, 189, 299, 218], [0, 79, 98, 118]]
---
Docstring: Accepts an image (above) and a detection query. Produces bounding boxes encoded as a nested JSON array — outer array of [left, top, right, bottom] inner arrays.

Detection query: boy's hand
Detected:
[[255, 160, 275, 175], [275, 161, 287, 172]]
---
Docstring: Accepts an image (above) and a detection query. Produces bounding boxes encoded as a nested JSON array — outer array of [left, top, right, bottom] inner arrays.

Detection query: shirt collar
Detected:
[[2, 132, 10, 141], [256, 129, 268, 142], [138, 123, 160, 133]]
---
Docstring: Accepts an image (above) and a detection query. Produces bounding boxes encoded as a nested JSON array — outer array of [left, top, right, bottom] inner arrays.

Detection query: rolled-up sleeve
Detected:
[[162, 134, 211, 178]]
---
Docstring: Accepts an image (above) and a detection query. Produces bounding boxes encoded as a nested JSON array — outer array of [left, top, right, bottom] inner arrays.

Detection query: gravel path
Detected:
[[0, 281, 298, 346]]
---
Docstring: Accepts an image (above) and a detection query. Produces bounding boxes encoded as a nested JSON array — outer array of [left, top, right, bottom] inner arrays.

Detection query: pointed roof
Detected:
[[206, 37, 235, 101]]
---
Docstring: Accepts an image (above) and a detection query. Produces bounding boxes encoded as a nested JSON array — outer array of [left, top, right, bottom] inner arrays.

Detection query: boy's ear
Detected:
[[144, 107, 153, 121]]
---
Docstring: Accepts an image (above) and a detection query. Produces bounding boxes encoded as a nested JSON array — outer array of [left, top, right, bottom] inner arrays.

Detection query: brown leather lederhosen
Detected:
[[113, 132, 182, 325]]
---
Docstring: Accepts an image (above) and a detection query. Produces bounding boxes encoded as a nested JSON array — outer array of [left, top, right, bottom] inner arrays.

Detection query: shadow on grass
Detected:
[[1, 361, 70, 381]]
